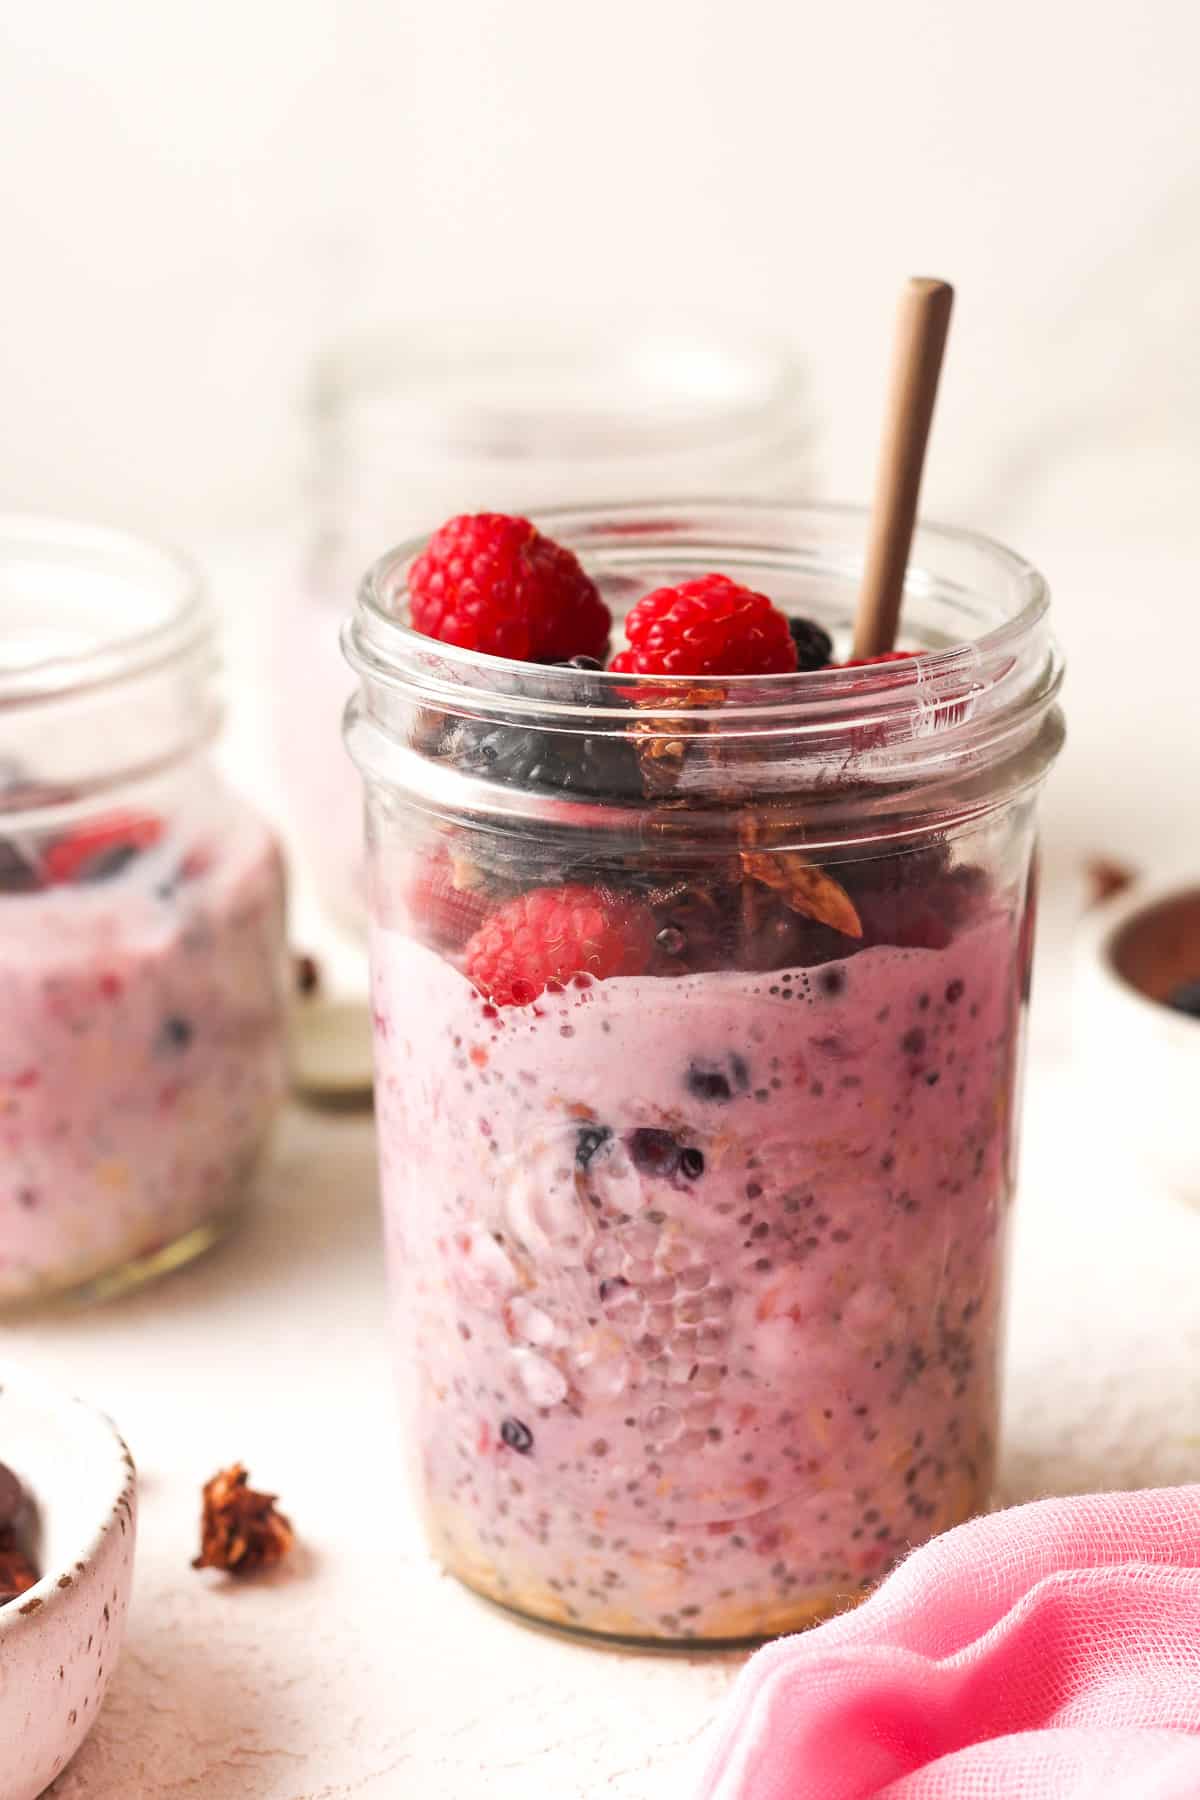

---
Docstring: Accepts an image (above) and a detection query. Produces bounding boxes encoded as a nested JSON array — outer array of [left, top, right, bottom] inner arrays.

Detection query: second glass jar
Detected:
[[344, 502, 1064, 1645], [0, 517, 288, 1303]]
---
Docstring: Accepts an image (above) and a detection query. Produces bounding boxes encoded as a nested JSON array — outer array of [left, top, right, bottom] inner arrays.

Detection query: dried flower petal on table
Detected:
[[193, 1463, 295, 1576], [1084, 856, 1137, 908], [741, 849, 863, 939]]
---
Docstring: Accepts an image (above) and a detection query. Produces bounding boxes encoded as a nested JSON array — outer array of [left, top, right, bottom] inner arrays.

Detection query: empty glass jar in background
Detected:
[[275, 320, 814, 933], [0, 517, 288, 1303], [344, 501, 1064, 1646]]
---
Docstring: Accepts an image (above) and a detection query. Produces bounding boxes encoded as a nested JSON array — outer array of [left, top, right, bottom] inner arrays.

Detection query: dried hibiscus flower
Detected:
[[740, 849, 863, 939], [193, 1463, 295, 1576]]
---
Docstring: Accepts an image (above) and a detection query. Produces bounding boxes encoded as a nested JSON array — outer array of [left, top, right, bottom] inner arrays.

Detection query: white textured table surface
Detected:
[[7, 529, 1200, 1799]]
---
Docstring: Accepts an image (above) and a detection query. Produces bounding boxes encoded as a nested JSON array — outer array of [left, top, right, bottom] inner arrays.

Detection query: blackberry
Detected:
[[1167, 978, 1200, 1020], [435, 718, 642, 801], [788, 616, 834, 671]]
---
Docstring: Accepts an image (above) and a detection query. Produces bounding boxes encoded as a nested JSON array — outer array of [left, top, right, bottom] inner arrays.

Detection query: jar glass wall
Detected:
[[278, 321, 814, 932], [0, 517, 288, 1303], [344, 502, 1063, 1646]]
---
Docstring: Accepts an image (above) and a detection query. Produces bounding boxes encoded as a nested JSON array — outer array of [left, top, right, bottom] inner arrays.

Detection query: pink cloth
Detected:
[[698, 1487, 1200, 1799]]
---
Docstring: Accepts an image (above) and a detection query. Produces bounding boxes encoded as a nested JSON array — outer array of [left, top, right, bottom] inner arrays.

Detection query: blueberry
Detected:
[[159, 1015, 194, 1051], [575, 1124, 612, 1168], [556, 655, 605, 671], [680, 1147, 705, 1180], [628, 1128, 681, 1176], [788, 617, 834, 671], [685, 1055, 750, 1103], [500, 1417, 534, 1454], [1167, 979, 1200, 1020]]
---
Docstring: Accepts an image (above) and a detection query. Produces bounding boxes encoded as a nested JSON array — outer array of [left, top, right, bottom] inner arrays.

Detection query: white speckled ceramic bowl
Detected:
[[1075, 877, 1200, 1201], [0, 1365, 137, 1800]]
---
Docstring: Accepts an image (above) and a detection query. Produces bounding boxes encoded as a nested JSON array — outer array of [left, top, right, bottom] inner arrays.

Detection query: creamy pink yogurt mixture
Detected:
[[371, 906, 1021, 1640], [0, 798, 287, 1300]]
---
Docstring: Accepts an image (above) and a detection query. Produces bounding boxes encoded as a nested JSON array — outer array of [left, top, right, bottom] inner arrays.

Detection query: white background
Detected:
[[3, 0, 1200, 872], [1, 0, 1198, 538]]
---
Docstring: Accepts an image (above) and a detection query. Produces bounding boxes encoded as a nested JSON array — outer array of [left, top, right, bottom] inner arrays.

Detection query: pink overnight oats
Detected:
[[0, 792, 288, 1301], [371, 894, 1020, 1641], [344, 501, 1063, 1644], [0, 515, 290, 1303]]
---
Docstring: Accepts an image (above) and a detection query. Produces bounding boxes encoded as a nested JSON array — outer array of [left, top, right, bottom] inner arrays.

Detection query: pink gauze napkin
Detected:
[[697, 1486, 1200, 1800]]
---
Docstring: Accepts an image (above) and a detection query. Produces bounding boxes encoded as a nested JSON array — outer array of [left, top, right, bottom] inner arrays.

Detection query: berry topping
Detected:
[[43, 813, 164, 885], [408, 513, 611, 663], [406, 847, 491, 950], [500, 1417, 534, 1454], [840, 649, 920, 669], [788, 617, 834, 671], [613, 574, 798, 677], [1167, 979, 1200, 1020], [464, 884, 656, 1007]]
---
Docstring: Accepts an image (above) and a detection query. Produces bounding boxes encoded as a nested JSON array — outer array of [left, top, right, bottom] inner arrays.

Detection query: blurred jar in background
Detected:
[[275, 319, 815, 935], [0, 518, 288, 1302]]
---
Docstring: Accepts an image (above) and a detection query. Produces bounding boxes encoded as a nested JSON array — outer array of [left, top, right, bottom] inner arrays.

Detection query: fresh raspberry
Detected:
[[464, 883, 655, 1007], [613, 574, 798, 677], [406, 847, 490, 951], [408, 513, 611, 664], [840, 650, 920, 668], [43, 813, 163, 885]]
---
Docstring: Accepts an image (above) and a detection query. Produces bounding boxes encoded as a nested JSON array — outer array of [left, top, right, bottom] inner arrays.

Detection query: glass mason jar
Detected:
[[0, 517, 289, 1303], [279, 320, 814, 933], [343, 501, 1064, 1647]]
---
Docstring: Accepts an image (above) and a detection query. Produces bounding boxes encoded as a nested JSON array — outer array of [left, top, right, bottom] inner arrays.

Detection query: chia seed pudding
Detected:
[[371, 893, 1020, 1640], [345, 500, 1063, 1644]]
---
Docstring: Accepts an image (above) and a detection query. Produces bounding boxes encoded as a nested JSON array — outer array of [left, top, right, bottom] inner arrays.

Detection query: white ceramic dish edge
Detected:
[[0, 1363, 137, 1800]]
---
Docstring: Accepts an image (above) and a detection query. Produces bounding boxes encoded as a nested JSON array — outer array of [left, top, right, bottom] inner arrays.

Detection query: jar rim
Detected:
[[347, 498, 1054, 725], [345, 499, 1063, 837], [0, 513, 211, 710]]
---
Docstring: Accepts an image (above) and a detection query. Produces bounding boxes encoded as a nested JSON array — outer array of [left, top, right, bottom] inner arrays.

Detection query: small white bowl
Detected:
[[1075, 877, 1200, 1200], [0, 1365, 137, 1800]]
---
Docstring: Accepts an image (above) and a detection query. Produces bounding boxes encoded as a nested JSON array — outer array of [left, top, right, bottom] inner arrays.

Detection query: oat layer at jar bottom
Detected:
[[369, 863, 1025, 1645]]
